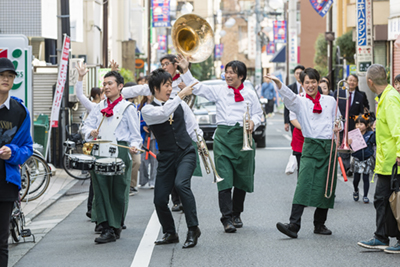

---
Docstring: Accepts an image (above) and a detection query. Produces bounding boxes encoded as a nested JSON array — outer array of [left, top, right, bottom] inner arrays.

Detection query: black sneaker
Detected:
[[314, 225, 332, 235], [172, 204, 182, 212], [232, 216, 243, 228], [276, 222, 298, 238], [95, 229, 116, 243], [129, 187, 138, 196]]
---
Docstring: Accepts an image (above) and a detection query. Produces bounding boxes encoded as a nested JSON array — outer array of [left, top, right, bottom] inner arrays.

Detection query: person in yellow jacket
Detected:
[[358, 64, 400, 254]]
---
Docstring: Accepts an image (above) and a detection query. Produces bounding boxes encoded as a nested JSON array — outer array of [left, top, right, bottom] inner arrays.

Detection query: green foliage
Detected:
[[120, 68, 134, 83], [314, 33, 337, 77], [190, 56, 214, 81], [386, 65, 391, 84], [336, 31, 356, 64]]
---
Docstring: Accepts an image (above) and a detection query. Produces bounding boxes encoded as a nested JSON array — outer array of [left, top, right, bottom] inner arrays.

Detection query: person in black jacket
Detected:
[[333, 74, 366, 176], [284, 65, 305, 133]]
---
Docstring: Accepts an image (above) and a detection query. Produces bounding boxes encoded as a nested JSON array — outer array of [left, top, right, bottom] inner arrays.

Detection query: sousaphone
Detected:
[[171, 14, 215, 107]]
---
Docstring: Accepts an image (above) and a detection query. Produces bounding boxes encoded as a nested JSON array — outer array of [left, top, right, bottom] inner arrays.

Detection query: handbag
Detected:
[[389, 163, 400, 231], [285, 154, 298, 175]]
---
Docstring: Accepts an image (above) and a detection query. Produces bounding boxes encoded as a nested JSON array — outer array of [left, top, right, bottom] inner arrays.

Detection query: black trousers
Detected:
[[0, 201, 14, 267], [266, 99, 274, 114], [154, 146, 198, 234], [171, 187, 181, 205], [293, 151, 302, 178], [219, 188, 246, 222], [289, 204, 328, 232], [87, 177, 94, 211], [374, 174, 400, 243]]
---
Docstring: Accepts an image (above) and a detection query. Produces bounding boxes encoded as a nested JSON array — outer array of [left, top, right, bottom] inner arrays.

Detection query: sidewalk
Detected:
[[21, 168, 80, 223]]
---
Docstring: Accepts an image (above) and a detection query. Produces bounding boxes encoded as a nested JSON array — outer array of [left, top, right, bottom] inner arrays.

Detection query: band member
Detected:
[[266, 68, 342, 238], [82, 71, 142, 244], [141, 68, 201, 248], [0, 58, 33, 267], [177, 56, 263, 233]]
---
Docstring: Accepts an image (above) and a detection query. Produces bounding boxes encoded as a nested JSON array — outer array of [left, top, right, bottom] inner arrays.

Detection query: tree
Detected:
[[120, 68, 135, 83], [190, 55, 214, 81], [336, 30, 356, 64]]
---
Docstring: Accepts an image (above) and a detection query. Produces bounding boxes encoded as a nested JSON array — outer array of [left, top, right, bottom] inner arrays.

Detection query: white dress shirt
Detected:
[[0, 95, 10, 110], [121, 77, 184, 100], [75, 81, 96, 113], [81, 99, 142, 148], [181, 70, 263, 130], [141, 96, 203, 143], [279, 83, 342, 140]]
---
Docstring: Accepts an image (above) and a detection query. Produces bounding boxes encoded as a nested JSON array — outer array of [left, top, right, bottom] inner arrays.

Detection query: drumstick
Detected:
[[110, 143, 157, 158], [97, 115, 106, 132], [338, 157, 348, 182]]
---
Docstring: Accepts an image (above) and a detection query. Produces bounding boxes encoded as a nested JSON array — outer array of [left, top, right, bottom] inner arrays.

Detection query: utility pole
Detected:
[[147, 0, 151, 76], [255, 0, 262, 86], [328, 8, 333, 90], [102, 0, 108, 67]]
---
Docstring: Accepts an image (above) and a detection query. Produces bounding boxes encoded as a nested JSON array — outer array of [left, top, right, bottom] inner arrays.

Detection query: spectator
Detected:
[[394, 74, 400, 94], [358, 64, 400, 254], [261, 77, 276, 116]]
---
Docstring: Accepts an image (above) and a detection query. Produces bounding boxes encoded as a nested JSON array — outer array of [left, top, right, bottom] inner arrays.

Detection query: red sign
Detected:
[[50, 35, 70, 128]]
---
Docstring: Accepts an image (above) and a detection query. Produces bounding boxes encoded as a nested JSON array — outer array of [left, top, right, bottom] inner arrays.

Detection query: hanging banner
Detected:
[[309, 0, 333, 18], [157, 35, 167, 51], [248, 14, 257, 59], [273, 21, 286, 44], [266, 42, 275, 55], [215, 44, 224, 58], [152, 0, 171, 27], [50, 35, 70, 128], [356, 0, 373, 74], [288, 28, 298, 71]]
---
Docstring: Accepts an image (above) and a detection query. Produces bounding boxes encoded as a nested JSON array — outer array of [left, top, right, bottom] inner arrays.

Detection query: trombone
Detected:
[[241, 103, 253, 151], [194, 129, 224, 183], [325, 79, 352, 198]]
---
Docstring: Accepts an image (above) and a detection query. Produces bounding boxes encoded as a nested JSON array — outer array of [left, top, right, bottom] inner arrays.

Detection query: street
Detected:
[[9, 114, 400, 267]]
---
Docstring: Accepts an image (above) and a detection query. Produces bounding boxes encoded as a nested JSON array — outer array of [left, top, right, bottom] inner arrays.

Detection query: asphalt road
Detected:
[[11, 114, 400, 267]]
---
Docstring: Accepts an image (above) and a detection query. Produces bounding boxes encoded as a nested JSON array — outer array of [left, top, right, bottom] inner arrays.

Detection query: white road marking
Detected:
[[264, 147, 292, 150], [283, 134, 291, 141], [131, 210, 161, 267], [276, 129, 282, 132]]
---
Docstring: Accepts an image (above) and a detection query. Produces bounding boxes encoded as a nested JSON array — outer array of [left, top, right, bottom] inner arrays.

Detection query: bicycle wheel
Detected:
[[19, 166, 30, 201], [62, 150, 91, 180], [24, 155, 51, 201]]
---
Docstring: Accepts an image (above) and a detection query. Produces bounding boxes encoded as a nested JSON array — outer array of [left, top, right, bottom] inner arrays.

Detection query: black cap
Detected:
[[0, 58, 17, 75]]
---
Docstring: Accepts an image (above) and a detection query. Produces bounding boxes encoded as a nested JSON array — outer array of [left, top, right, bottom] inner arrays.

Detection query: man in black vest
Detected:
[[141, 69, 201, 249]]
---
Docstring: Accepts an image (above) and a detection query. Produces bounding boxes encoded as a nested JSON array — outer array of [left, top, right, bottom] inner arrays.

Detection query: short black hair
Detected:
[[160, 54, 191, 73], [294, 65, 305, 72], [137, 77, 147, 83], [354, 114, 372, 131], [148, 68, 172, 95], [104, 71, 124, 86], [300, 68, 320, 84], [225, 60, 247, 83], [124, 81, 137, 87], [395, 74, 400, 84]]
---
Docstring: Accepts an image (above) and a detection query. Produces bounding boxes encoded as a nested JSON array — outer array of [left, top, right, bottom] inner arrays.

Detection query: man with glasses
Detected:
[[0, 58, 33, 266]]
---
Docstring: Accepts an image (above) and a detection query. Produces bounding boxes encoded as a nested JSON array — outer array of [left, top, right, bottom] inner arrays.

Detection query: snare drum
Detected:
[[94, 158, 125, 176], [67, 154, 96, 170]]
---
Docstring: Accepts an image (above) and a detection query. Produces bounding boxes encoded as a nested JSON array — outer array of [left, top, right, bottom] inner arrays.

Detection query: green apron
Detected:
[[293, 138, 338, 209], [192, 141, 202, 177], [214, 123, 256, 192], [91, 141, 132, 229]]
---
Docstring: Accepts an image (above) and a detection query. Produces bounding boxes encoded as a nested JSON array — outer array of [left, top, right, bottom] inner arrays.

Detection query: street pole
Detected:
[[285, 1, 289, 85], [328, 8, 333, 90], [147, 0, 151, 76], [255, 0, 262, 87], [102, 0, 108, 68]]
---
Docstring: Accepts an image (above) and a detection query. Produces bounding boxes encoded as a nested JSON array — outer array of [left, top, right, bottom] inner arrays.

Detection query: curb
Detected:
[[24, 179, 79, 224]]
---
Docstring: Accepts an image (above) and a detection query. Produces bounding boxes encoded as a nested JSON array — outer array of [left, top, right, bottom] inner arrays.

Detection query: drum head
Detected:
[[68, 154, 96, 161], [95, 158, 123, 164]]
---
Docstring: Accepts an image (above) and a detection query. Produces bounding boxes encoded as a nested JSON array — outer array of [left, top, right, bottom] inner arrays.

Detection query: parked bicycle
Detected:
[[9, 198, 34, 243]]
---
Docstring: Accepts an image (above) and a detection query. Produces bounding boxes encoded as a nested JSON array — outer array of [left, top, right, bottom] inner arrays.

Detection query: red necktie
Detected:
[[100, 95, 123, 117], [306, 91, 322, 114], [228, 83, 244, 102]]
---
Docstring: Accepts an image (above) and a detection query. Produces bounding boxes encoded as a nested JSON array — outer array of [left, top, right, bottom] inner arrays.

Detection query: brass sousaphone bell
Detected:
[[171, 13, 215, 107]]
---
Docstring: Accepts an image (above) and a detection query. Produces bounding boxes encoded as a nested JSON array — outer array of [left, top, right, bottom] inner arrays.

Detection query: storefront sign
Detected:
[[356, 0, 373, 74]]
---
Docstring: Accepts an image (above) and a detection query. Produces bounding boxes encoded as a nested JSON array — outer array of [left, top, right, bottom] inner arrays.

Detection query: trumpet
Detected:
[[324, 79, 351, 198], [241, 103, 253, 151], [194, 129, 223, 183]]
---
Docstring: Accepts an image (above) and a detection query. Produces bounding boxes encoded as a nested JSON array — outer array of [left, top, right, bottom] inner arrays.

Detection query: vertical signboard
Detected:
[[152, 0, 171, 27], [248, 14, 257, 60], [266, 43, 275, 55], [215, 44, 224, 58], [157, 35, 167, 52], [273, 21, 286, 44], [50, 35, 70, 128], [0, 35, 32, 116], [288, 28, 298, 71], [356, 0, 373, 74]]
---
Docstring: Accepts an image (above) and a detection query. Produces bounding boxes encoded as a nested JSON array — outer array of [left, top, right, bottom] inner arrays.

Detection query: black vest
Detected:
[[149, 102, 192, 152]]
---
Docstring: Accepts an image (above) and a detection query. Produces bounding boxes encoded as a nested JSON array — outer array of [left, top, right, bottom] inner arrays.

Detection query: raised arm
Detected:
[[142, 97, 184, 125], [249, 92, 263, 131], [124, 105, 142, 149], [76, 62, 96, 112], [121, 84, 151, 99]]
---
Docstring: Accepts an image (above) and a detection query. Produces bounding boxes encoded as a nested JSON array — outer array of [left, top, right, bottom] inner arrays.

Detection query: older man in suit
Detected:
[[333, 74, 366, 176], [284, 65, 305, 133]]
